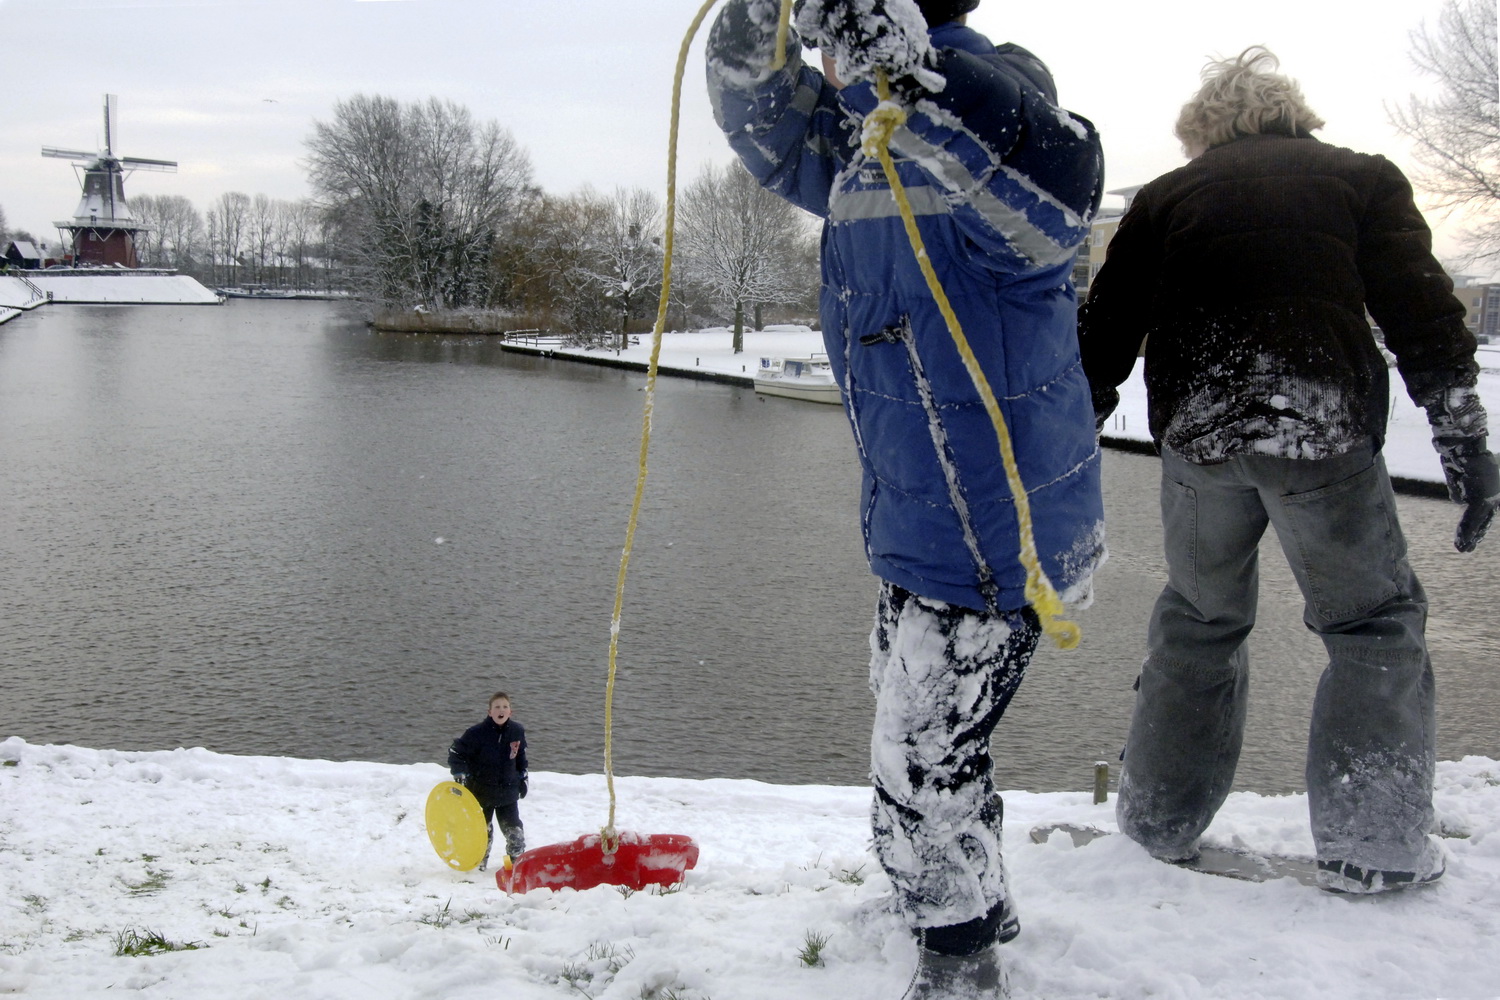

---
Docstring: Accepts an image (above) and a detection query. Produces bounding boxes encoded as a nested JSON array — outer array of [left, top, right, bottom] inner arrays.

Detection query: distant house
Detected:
[[3, 241, 46, 269], [1074, 185, 1142, 293], [1451, 275, 1500, 344]]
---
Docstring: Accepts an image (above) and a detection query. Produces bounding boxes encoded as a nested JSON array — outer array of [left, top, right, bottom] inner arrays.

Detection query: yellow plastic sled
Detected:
[[424, 781, 488, 871]]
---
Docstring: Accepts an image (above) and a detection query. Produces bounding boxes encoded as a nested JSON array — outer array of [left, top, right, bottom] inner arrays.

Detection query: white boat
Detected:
[[753, 354, 842, 404]]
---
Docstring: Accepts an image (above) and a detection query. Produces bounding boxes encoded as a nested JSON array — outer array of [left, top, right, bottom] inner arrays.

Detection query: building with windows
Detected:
[[1452, 276, 1500, 343], [1074, 185, 1140, 294]]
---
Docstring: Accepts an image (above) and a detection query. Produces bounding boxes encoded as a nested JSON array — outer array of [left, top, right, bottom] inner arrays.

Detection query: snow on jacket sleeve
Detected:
[[707, 40, 852, 219], [838, 44, 1103, 273]]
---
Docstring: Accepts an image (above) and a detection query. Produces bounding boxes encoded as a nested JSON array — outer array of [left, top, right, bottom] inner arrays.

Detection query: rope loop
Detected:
[[861, 100, 908, 158]]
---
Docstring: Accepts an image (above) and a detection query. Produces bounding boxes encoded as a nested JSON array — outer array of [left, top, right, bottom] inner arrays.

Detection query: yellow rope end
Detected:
[[1025, 575, 1080, 649], [1045, 617, 1082, 651]]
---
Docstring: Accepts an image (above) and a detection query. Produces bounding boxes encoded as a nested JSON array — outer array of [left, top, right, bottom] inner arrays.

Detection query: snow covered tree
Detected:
[[1389, 0, 1500, 265], [676, 161, 817, 353], [305, 94, 535, 311], [567, 186, 665, 349]]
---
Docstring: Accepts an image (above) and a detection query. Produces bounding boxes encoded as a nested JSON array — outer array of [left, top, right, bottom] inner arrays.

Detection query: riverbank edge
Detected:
[[501, 340, 1451, 501]]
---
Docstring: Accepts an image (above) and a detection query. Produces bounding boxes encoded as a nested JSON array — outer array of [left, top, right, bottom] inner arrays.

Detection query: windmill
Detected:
[[42, 94, 178, 268]]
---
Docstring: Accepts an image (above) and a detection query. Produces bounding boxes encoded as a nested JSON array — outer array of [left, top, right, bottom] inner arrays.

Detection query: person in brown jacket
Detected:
[[1078, 46, 1499, 894]]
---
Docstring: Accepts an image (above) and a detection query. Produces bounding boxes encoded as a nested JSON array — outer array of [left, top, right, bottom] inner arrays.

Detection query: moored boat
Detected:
[[753, 355, 841, 404]]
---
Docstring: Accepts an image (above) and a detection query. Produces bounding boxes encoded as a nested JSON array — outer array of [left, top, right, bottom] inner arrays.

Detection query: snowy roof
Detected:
[[4, 241, 44, 260]]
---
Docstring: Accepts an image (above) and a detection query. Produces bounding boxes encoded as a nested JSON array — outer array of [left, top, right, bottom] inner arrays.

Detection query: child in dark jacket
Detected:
[[448, 692, 528, 870]]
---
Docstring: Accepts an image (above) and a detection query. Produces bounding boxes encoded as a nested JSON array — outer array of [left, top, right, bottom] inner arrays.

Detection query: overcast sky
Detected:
[[0, 0, 1480, 269]]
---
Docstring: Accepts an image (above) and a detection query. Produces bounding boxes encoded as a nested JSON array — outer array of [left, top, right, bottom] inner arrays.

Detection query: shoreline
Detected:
[[501, 337, 1453, 500]]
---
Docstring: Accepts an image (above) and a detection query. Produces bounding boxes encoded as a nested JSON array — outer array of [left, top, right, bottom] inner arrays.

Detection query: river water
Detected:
[[2, 301, 1496, 793]]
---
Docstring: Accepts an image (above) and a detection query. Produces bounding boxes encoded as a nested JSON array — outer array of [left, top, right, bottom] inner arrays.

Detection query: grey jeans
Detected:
[[1116, 444, 1437, 872]]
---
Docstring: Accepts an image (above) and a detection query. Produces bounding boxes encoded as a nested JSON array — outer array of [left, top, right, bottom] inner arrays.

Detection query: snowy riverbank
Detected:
[[546, 327, 1500, 490], [0, 275, 49, 325], [0, 272, 222, 308], [3, 738, 1498, 999]]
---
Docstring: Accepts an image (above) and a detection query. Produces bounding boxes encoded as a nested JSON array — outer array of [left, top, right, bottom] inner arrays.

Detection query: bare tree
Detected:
[[311, 206, 343, 292], [676, 161, 817, 352], [130, 193, 204, 271], [305, 94, 535, 311], [207, 191, 250, 287], [566, 187, 664, 349], [280, 199, 316, 290], [1, 205, 40, 250], [1389, 0, 1500, 265], [498, 191, 607, 332], [244, 194, 279, 285]]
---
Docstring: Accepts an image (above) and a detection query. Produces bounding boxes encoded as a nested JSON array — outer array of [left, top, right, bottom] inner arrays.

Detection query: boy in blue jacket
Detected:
[[448, 691, 528, 871], [707, 0, 1104, 994]]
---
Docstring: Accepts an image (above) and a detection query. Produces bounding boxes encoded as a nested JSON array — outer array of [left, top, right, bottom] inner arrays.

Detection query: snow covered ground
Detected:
[[3, 738, 1498, 1000], [551, 327, 1500, 488], [0, 275, 49, 325], [2, 272, 223, 306]]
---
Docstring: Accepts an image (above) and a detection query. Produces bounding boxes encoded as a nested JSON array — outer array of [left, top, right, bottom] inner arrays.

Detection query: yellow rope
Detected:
[[863, 73, 1079, 650], [600, 0, 757, 855], [600, 0, 1073, 851]]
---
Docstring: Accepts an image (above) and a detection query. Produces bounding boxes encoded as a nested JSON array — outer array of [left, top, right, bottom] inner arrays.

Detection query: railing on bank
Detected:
[[16, 274, 49, 303], [500, 329, 565, 348]]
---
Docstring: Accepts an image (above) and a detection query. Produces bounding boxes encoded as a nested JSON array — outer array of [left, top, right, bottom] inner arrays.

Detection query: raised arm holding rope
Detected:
[[706, 1, 1104, 996]]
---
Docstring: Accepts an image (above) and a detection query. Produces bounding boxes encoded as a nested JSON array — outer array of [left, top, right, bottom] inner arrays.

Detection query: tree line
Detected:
[[6, 0, 1489, 330], [6, 96, 820, 348], [302, 94, 818, 345]]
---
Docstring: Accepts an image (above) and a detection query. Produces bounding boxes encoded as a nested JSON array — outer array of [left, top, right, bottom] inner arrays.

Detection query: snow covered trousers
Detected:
[[481, 803, 525, 865], [1117, 445, 1438, 874], [870, 583, 1040, 955]]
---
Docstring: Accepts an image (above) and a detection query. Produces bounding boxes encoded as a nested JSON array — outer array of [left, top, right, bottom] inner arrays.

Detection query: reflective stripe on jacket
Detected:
[[709, 22, 1106, 611]]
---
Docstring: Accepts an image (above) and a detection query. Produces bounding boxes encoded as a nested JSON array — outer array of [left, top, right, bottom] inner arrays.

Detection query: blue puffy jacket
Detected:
[[708, 21, 1106, 612]]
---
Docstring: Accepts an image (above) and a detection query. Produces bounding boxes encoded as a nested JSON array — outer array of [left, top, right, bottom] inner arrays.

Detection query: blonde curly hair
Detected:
[[1174, 46, 1325, 157]]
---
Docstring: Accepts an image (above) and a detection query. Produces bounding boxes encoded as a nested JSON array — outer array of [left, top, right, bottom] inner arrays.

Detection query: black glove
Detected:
[[1439, 440, 1500, 552], [1424, 385, 1498, 552], [519, 775, 529, 799], [1092, 385, 1119, 435], [794, 0, 942, 94], [707, 0, 800, 87]]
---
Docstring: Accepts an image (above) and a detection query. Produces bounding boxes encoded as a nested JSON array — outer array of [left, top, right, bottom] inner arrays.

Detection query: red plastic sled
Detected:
[[498, 832, 699, 894]]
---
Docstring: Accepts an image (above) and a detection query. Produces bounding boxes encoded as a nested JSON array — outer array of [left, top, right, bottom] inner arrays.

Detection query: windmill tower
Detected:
[[42, 95, 178, 268]]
